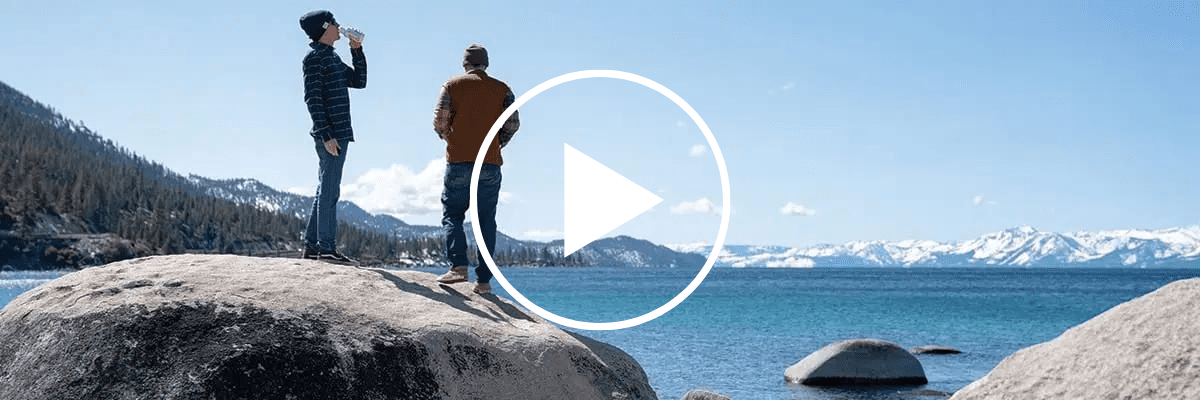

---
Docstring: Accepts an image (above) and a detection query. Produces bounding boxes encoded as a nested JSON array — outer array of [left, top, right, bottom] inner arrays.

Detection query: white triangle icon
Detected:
[[564, 144, 663, 256]]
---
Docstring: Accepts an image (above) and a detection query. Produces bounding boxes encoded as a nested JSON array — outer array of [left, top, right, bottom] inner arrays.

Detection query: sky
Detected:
[[4, 0, 1198, 247]]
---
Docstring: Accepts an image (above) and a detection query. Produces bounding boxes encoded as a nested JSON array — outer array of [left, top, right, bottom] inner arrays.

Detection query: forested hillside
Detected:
[[0, 82, 437, 269], [0, 81, 699, 270]]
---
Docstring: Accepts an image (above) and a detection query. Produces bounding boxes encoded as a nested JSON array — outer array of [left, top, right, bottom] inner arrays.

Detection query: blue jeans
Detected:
[[442, 162, 501, 284], [305, 138, 349, 252]]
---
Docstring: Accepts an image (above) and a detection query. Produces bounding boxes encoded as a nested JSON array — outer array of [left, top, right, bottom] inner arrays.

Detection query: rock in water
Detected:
[[785, 338, 927, 386], [0, 255, 656, 400], [680, 389, 730, 400], [950, 278, 1200, 400], [910, 345, 962, 355]]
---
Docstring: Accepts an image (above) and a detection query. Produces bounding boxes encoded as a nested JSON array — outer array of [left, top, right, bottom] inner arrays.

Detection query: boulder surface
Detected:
[[0, 255, 656, 400], [950, 278, 1200, 400], [785, 338, 927, 386]]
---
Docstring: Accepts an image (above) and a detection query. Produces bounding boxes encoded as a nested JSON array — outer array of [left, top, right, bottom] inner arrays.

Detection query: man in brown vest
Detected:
[[433, 44, 520, 294]]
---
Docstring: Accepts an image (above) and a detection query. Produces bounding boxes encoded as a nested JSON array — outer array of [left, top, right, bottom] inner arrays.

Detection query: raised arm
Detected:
[[346, 47, 367, 89]]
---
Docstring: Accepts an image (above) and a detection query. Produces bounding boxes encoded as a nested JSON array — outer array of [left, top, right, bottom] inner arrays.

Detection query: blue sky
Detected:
[[4, 1, 1198, 247]]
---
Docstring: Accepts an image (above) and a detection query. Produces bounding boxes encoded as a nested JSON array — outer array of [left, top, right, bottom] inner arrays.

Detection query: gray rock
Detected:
[[785, 338, 927, 386], [681, 389, 730, 400], [0, 254, 657, 400], [901, 388, 952, 398], [910, 345, 962, 355], [950, 278, 1200, 400]]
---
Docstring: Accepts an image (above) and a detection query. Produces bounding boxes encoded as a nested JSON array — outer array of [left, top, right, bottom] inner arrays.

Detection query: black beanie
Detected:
[[299, 10, 336, 42], [463, 44, 488, 67]]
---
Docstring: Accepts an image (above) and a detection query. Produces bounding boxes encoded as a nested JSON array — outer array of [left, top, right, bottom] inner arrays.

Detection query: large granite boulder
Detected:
[[0, 255, 656, 400], [950, 278, 1200, 400], [785, 338, 927, 386]]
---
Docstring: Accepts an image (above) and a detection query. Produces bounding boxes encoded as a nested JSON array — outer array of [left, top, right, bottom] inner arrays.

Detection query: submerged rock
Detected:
[[910, 345, 962, 355], [901, 388, 952, 398], [950, 278, 1200, 400], [0, 254, 656, 400], [785, 338, 927, 386], [680, 389, 730, 400]]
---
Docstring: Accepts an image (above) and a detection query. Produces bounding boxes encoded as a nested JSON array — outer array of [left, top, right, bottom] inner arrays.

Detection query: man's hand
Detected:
[[323, 138, 341, 157], [349, 38, 362, 49]]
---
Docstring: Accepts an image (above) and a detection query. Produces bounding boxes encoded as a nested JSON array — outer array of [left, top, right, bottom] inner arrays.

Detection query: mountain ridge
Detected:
[[186, 167, 698, 267], [669, 225, 1200, 268]]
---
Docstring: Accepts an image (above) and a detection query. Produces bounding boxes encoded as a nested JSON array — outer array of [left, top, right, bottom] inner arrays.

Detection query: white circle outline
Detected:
[[470, 70, 730, 331]]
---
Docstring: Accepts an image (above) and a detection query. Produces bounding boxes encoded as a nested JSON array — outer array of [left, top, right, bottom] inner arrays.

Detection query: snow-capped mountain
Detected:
[[667, 243, 801, 267], [189, 176, 310, 216], [186, 176, 704, 265], [669, 226, 1200, 268], [188, 175, 526, 245], [187, 175, 439, 239]]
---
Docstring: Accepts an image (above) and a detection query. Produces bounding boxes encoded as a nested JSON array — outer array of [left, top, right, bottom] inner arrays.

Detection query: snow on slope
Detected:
[[671, 226, 1200, 268]]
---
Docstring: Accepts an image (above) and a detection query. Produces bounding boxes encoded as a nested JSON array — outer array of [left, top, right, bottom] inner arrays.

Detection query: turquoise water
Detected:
[[0, 270, 70, 305], [3, 267, 1197, 399], [467, 267, 1200, 399]]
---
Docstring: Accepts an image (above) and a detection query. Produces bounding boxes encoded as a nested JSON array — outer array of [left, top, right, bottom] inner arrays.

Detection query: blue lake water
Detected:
[[0, 270, 70, 305], [4, 266, 1198, 399], [445, 266, 1200, 399]]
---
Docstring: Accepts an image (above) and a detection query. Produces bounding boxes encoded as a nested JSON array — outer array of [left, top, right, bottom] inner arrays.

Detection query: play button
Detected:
[[471, 70, 729, 330], [563, 143, 663, 255]]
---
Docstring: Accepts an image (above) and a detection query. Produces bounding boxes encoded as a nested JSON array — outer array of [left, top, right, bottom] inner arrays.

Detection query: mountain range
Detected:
[[185, 175, 699, 267], [187, 175, 440, 240], [202, 169, 1199, 270], [669, 225, 1200, 268]]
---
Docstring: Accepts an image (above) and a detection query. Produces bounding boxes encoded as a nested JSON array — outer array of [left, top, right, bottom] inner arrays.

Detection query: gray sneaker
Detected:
[[437, 267, 468, 284], [473, 282, 492, 294]]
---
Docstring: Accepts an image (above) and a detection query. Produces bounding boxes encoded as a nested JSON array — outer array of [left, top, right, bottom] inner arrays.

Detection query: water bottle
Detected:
[[339, 27, 365, 43]]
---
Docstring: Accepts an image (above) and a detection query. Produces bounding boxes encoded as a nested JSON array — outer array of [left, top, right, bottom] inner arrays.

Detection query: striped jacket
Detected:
[[303, 42, 366, 141]]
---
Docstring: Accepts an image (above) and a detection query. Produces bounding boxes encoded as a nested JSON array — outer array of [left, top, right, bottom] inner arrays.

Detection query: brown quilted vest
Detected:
[[443, 70, 511, 165]]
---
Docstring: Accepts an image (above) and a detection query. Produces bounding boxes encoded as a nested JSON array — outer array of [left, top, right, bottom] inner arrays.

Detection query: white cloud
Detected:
[[973, 195, 998, 207], [341, 158, 446, 218], [768, 81, 797, 96], [689, 144, 707, 157], [340, 159, 516, 222], [671, 197, 720, 215], [780, 202, 816, 216], [675, 120, 687, 128]]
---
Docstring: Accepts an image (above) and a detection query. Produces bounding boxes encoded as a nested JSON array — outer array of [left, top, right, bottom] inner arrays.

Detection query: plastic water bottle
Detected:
[[339, 27, 365, 43]]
